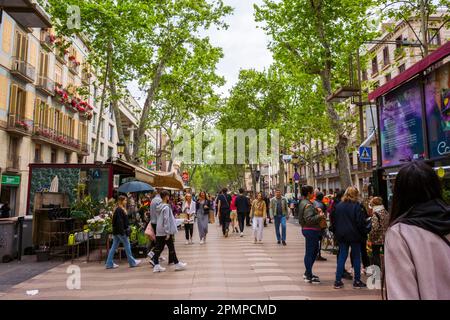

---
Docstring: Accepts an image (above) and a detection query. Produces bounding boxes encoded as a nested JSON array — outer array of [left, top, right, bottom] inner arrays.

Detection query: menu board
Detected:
[[425, 62, 450, 159], [379, 78, 425, 166]]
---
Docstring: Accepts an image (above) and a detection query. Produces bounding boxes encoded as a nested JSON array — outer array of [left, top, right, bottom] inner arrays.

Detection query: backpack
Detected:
[[299, 200, 311, 227]]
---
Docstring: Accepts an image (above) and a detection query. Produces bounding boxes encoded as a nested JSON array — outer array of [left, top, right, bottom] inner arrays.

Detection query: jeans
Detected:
[[274, 215, 286, 241], [350, 239, 370, 269], [152, 235, 179, 265], [252, 217, 264, 241], [106, 234, 137, 268], [184, 224, 194, 240], [302, 229, 320, 278], [336, 242, 361, 282], [237, 212, 246, 232]]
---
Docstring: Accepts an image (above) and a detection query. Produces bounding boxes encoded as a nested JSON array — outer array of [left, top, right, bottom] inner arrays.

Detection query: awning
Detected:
[[368, 41, 450, 101]]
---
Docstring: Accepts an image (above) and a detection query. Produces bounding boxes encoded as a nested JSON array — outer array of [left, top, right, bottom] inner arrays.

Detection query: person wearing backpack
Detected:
[[368, 197, 390, 268], [299, 185, 325, 284], [384, 161, 450, 300]]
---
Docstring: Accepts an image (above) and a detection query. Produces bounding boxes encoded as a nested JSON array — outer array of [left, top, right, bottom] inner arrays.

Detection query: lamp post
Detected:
[[117, 140, 125, 159]]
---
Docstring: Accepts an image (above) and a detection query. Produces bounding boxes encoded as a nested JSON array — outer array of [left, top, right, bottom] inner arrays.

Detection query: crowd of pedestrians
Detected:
[[103, 160, 450, 299]]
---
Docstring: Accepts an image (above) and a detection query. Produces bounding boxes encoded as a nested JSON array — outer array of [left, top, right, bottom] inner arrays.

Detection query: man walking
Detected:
[[235, 188, 251, 237], [147, 190, 165, 262], [217, 188, 232, 237], [269, 189, 289, 245]]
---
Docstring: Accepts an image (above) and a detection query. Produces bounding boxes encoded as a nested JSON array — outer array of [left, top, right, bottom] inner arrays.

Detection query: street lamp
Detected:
[[117, 140, 125, 159]]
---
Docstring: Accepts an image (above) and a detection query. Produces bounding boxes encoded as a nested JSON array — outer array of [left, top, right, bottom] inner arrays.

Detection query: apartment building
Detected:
[[0, 6, 91, 216]]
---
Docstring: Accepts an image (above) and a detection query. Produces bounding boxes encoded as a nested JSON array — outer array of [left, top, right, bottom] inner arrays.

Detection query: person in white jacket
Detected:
[[182, 193, 196, 245], [150, 190, 187, 273]]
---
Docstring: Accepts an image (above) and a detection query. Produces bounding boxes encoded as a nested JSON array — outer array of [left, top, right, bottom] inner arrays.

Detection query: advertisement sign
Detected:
[[379, 78, 425, 166], [1, 175, 20, 186], [425, 62, 450, 159]]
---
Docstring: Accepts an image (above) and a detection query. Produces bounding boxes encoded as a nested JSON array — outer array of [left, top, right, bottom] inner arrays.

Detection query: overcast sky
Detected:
[[128, 0, 273, 105]]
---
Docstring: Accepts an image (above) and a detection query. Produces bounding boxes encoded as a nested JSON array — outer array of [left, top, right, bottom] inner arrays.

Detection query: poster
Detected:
[[379, 78, 425, 166], [425, 62, 450, 159]]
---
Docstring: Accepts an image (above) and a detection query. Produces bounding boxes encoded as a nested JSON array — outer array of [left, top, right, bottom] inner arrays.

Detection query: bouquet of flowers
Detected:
[[87, 215, 106, 234]]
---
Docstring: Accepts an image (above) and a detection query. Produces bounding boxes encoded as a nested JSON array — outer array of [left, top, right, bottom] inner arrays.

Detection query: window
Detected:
[[399, 64, 406, 74], [9, 84, 26, 118], [108, 124, 114, 142], [54, 62, 63, 85], [14, 30, 28, 62], [395, 35, 403, 49], [100, 142, 104, 156], [100, 119, 104, 138], [107, 146, 113, 159], [51, 148, 57, 163], [34, 144, 41, 163], [428, 29, 441, 46], [109, 103, 114, 119], [64, 152, 71, 164], [371, 57, 378, 75], [38, 50, 49, 78], [383, 46, 390, 66], [362, 70, 368, 81], [91, 139, 96, 153], [385, 73, 391, 82], [92, 113, 97, 133]]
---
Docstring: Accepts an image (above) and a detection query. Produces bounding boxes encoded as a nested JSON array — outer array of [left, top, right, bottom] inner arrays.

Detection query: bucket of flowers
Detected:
[[15, 120, 29, 131], [87, 215, 106, 239]]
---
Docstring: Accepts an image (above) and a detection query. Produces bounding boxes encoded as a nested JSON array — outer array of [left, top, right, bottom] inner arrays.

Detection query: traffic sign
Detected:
[[359, 146, 372, 163]]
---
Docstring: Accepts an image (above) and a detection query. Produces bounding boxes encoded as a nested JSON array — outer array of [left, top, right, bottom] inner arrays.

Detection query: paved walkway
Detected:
[[0, 220, 381, 300]]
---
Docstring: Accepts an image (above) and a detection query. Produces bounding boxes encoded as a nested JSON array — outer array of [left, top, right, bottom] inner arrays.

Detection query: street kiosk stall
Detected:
[[27, 160, 183, 261], [369, 42, 450, 207]]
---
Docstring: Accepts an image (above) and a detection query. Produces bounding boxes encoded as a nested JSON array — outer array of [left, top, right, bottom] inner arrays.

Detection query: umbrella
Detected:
[[117, 181, 155, 194], [49, 176, 59, 192]]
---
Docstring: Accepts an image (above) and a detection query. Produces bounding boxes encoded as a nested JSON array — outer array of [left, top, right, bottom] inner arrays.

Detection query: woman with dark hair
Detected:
[[384, 161, 450, 300], [299, 185, 325, 284]]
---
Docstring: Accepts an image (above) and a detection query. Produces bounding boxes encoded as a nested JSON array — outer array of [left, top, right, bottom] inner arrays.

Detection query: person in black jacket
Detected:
[[217, 188, 232, 237], [1, 202, 11, 218], [333, 187, 367, 289], [235, 188, 251, 236], [105, 195, 141, 269]]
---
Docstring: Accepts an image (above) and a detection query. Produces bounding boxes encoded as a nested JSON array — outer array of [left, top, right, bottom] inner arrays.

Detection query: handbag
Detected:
[[144, 223, 156, 241]]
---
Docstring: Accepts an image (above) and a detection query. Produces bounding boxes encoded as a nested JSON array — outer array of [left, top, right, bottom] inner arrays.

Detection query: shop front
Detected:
[[369, 42, 450, 206], [0, 173, 21, 217]]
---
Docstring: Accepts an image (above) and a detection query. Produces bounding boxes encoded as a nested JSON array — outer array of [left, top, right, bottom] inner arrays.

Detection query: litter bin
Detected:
[[0, 218, 18, 263], [21, 215, 34, 255]]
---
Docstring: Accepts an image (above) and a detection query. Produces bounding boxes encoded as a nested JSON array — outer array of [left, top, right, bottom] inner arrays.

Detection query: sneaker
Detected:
[[240, 232, 244, 237], [353, 280, 367, 289], [200, 239, 204, 245], [303, 273, 319, 281], [343, 270, 353, 280], [106, 263, 119, 269], [334, 281, 344, 289], [282, 241, 287, 246], [130, 259, 141, 268], [189, 239, 194, 245], [185, 240, 190, 245], [153, 264, 166, 273], [316, 256, 327, 261], [174, 261, 187, 271], [277, 240, 281, 244], [305, 276, 321, 284]]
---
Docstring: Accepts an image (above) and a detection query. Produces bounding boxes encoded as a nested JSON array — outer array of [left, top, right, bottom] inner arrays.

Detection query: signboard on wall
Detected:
[[379, 78, 425, 167], [425, 62, 450, 158]]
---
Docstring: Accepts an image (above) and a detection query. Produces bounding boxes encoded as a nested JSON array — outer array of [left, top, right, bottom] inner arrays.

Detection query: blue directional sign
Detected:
[[359, 146, 372, 163]]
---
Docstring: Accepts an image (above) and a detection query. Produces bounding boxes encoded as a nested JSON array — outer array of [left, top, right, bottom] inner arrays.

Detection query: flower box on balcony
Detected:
[[15, 120, 30, 131]]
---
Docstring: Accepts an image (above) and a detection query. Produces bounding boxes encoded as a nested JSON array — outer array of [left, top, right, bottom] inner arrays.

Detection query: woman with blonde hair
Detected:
[[105, 195, 141, 269], [251, 192, 267, 244], [332, 187, 367, 289], [182, 193, 196, 245]]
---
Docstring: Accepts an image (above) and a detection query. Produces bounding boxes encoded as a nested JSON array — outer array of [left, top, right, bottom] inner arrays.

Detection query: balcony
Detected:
[[36, 75, 55, 96], [68, 60, 80, 75], [32, 124, 84, 154], [55, 48, 67, 64], [11, 57, 36, 83], [81, 71, 91, 86], [40, 30, 55, 51], [80, 142, 90, 156], [6, 154, 21, 172], [6, 113, 33, 136], [1, 0, 52, 29]]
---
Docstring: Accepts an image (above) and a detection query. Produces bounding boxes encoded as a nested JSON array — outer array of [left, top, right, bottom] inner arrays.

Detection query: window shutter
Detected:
[[34, 97, 41, 125], [9, 84, 18, 114]]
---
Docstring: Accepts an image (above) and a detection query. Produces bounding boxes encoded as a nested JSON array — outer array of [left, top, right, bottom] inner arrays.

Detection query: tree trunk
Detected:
[[132, 58, 166, 161], [250, 164, 257, 196], [109, 72, 131, 162], [279, 154, 285, 193], [93, 45, 111, 162], [420, 0, 429, 57]]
